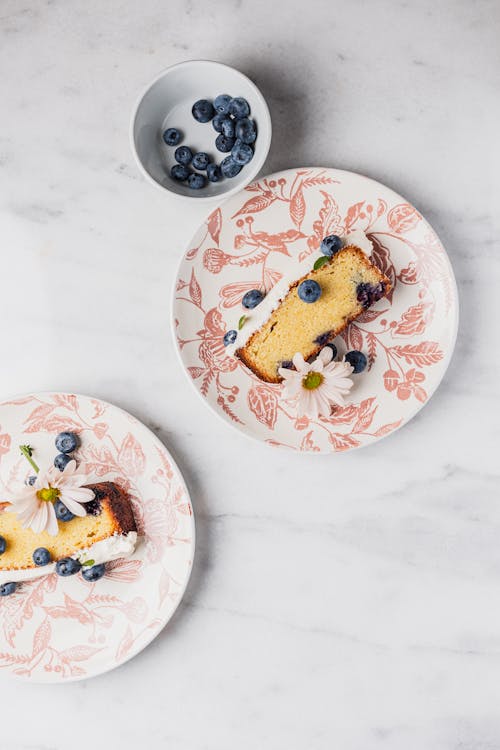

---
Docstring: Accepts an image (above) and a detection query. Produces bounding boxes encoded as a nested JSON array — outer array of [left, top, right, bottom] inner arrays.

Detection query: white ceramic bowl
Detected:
[[130, 60, 272, 202]]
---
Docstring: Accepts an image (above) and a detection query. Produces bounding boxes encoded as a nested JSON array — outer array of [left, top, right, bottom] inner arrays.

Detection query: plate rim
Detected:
[[0, 390, 196, 683], [171, 166, 460, 453]]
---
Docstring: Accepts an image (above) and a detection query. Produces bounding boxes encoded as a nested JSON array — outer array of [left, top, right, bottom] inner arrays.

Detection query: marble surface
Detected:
[[0, 0, 499, 747]]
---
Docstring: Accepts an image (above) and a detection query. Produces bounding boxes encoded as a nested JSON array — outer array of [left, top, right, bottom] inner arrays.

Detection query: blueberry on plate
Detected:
[[54, 453, 72, 472], [33, 547, 51, 566], [320, 234, 343, 257], [192, 99, 214, 123], [231, 140, 253, 165], [0, 582, 16, 596], [220, 156, 242, 178], [229, 97, 250, 119], [345, 350, 368, 373], [242, 289, 264, 309], [55, 431, 79, 454], [162, 127, 182, 146], [174, 146, 193, 165], [214, 93, 232, 114], [54, 499, 75, 522], [215, 134, 235, 153], [223, 329, 237, 346], [26, 475, 37, 486], [82, 563, 106, 582], [207, 163, 221, 182], [56, 557, 82, 577], [0, 535, 6, 554], [235, 117, 257, 144], [171, 164, 190, 181], [192, 152, 210, 170], [187, 173, 206, 190], [221, 117, 235, 139], [212, 113, 229, 133], [298, 279, 321, 303]]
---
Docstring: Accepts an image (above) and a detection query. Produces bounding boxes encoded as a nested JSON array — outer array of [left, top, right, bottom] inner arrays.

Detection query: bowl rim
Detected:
[[129, 59, 272, 203]]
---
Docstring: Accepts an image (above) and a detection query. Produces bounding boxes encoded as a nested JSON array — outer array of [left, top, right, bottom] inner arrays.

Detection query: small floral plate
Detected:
[[173, 168, 458, 452], [0, 393, 194, 682]]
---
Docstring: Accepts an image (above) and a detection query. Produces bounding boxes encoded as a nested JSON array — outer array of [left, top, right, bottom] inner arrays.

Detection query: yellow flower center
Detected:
[[36, 486, 60, 503], [302, 371, 324, 390]]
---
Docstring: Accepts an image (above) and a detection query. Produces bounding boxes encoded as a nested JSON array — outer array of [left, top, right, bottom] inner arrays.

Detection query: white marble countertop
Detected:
[[0, 0, 499, 747]]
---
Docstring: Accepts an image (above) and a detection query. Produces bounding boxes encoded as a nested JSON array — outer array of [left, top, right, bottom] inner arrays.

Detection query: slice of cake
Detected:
[[237, 245, 391, 383], [0, 482, 137, 580]]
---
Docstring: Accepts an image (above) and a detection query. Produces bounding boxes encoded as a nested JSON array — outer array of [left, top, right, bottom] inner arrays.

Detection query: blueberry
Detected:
[[215, 134, 235, 153], [192, 99, 214, 123], [207, 163, 221, 182], [220, 156, 242, 178], [324, 343, 338, 359], [235, 117, 257, 144], [0, 582, 16, 596], [298, 279, 321, 303], [192, 152, 210, 170], [356, 282, 386, 309], [56, 557, 82, 577], [221, 118, 235, 138], [54, 500, 75, 522], [174, 146, 193, 165], [0, 535, 6, 554], [321, 234, 343, 257], [187, 173, 206, 190], [55, 431, 78, 454], [280, 360, 294, 369], [231, 140, 254, 165], [27, 475, 37, 486], [242, 289, 264, 309], [171, 164, 190, 181], [314, 331, 333, 347], [54, 453, 72, 472], [214, 94, 232, 114], [223, 330, 237, 346], [212, 113, 229, 133], [33, 547, 51, 566], [345, 350, 368, 373], [162, 127, 181, 146], [82, 563, 106, 582], [229, 97, 250, 119]]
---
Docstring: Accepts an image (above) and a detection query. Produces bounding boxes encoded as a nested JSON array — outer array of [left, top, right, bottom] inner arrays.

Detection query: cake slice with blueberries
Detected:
[[230, 233, 391, 384]]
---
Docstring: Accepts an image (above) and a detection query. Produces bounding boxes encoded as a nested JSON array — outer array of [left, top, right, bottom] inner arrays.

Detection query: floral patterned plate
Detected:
[[173, 168, 458, 452], [0, 393, 194, 682]]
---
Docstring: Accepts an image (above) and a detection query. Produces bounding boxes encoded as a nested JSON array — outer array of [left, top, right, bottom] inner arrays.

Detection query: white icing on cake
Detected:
[[226, 230, 373, 355], [0, 532, 138, 585]]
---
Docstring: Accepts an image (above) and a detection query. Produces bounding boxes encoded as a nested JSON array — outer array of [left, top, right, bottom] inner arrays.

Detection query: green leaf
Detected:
[[82, 559, 95, 567], [313, 256, 330, 270], [238, 315, 247, 330]]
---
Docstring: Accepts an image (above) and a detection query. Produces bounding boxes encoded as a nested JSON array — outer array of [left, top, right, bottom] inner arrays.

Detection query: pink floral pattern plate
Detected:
[[0, 393, 194, 682], [173, 168, 458, 452]]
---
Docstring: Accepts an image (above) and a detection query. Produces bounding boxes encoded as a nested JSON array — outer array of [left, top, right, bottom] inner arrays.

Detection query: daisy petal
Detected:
[[59, 496, 87, 517]]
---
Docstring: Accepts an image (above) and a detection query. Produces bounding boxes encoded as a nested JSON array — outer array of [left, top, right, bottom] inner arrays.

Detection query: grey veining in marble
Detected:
[[0, 0, 499, 747]]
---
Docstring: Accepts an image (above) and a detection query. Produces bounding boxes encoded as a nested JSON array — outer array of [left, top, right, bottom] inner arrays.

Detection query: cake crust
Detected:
[[236, 246, 391, 383]]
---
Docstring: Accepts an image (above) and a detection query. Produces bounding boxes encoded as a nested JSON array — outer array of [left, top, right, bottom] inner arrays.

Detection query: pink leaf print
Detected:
[[263, 267, 283, 289], [344, 201, 365, 231], [53, 394, 78, 411], [369, 235, 396, 303], [376, 198, 387, 218], [300, 431, 321, 452], [120, 597, 148, 624], [93, 422, 108, 440], [366, 332, 377, 370], [231, 191, 277, 218], [414, 386, 427, 403], [306, 190, 344, 258], [118, 433, 146, 477], [105, 559, 143, 583], [329, 432, 361, 451], [384, 369, 400, 392], [356, 308, 387, 324], [330, 403, 359, 425], [387, 203, 421, 233], [247, 385, 278, 429], [392, 342, 443, 367], [186, 246, 200, 260], [353, 398, 377, 433], [398, 261, 419, 284], [302, 175, 335, 188], [91, 399, 106, 419], [290, 182, 306, 228], [392, 303, 432, 337], [374, 420, 402, 437], [24, 415, 83, 435], [25, 402, 55, 422], [116, 626, 134, 661], [220, 281, 261, 309], [347, 324, 363, 352], [0, 432, 11, 457], [32, 618, 51, 656], [203, 247, 231, 274], [188, 367, 205, 380], [207, 207, 222, 245], [60, 645, 103, 663], [189, 269, 202, 307]]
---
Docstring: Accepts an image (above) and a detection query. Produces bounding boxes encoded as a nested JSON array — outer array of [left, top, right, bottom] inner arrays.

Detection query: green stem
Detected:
[[19, 444, 39, 474]]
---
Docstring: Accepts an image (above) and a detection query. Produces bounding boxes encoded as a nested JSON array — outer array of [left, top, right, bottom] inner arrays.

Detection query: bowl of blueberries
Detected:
[[131, 60, 272, 201]]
